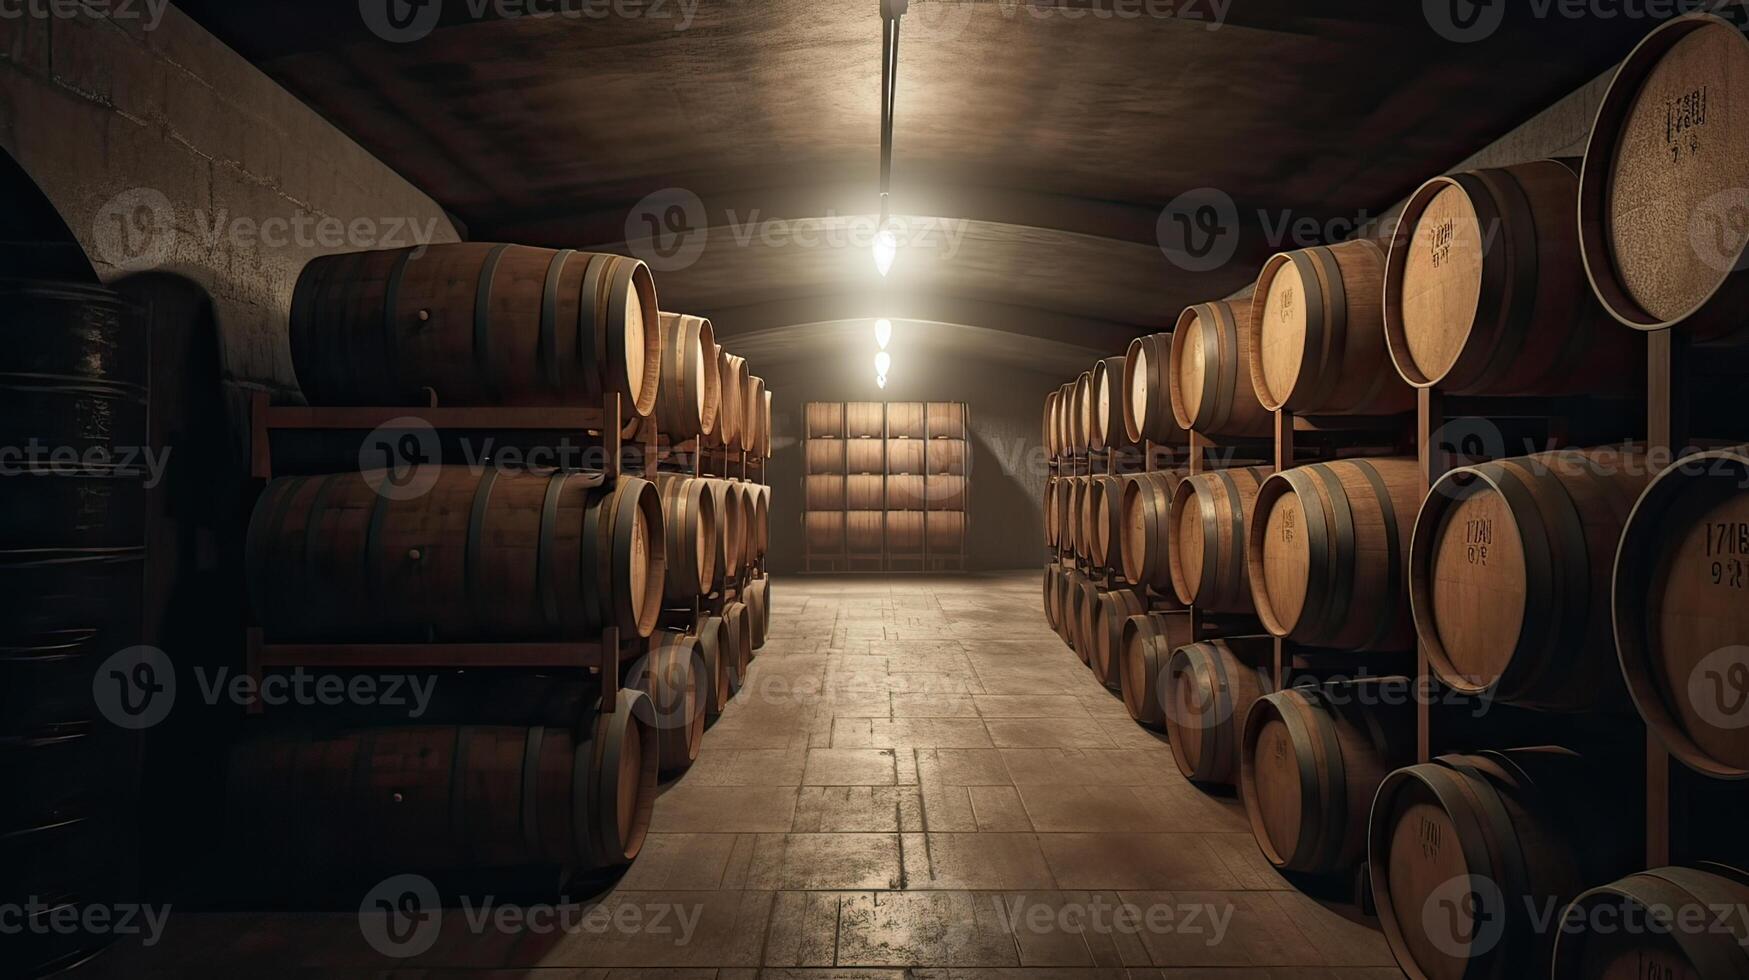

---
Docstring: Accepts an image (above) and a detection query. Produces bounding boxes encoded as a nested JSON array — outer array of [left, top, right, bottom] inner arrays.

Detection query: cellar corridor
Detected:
[[102, 573, 1399, 976]]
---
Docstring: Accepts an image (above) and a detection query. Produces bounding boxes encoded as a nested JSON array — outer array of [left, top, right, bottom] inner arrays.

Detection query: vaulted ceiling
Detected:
[[183, 0, 1666, 365]]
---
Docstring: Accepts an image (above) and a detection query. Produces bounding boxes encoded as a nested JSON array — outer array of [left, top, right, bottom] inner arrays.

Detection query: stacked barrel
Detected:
[[1040, 14, 1749, 972], [1, 281, 148, 974], [804, 401, 967, 571], [1041, 349, 1193, 708], [229, 243, 775, 892]]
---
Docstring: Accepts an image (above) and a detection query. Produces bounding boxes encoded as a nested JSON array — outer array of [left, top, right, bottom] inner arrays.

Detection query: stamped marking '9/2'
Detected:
[[1707, 520, 1748, 589]]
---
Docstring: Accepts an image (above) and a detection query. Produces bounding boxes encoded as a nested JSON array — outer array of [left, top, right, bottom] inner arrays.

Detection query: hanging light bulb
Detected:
[[876, 373, 888, 389], [875, 351, 892, 376], [875, 318, 893, 350], [873, 225, 897, 277]]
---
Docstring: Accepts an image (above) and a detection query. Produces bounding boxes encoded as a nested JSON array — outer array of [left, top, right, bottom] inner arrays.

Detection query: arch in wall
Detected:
[[0, 144, 97, 281]]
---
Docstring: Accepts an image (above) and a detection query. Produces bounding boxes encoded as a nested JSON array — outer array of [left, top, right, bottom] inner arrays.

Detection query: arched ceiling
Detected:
[[182, 0, 1666, 362]]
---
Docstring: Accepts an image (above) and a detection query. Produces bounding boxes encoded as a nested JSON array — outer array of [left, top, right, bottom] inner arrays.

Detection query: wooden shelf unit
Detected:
[[243, 388, 665, 712]]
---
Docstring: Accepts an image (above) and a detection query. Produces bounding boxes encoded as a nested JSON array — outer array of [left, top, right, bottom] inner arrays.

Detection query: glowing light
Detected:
[[875, 318, 893, 350], [873, 227, 897, 277], [875, 351, 892, 375], [877, 373, 888, 389]]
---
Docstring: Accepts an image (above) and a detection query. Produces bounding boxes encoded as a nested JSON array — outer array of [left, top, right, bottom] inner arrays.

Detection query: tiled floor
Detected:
[[97, 572, 1403, 978]]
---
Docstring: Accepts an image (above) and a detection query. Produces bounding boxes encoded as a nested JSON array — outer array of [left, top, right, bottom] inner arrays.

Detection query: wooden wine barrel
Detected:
[[1240, 681, 1414, 873], [696, 614, 737, 716], [704, 478, 745, 587], [1248, 458, 1420, 652], [888, 401, 925, 439], [886, 439, 925, 475], [926, 475, 966, 512], [806, 474, 845, 511], [1579, 9, 1749, 341], [1054, 568, 1080, 647], [247, 469, 665, 640], [1165, 637, 1275, 784], [1, 281, 148, 741], [1168, 466, 1268, 612], [1090, 589, 1146, 690], [886, 512, 924, 558], [1615, 445, 1749, 778], [1056, 476, 1081, 557], [1086, 475, 1125, 572], [746, 573, 770, 650], [734, 483, 759, 568], [927, 401, 966, 438], [653, 313, 721, 439], [805, 439, 844, 474], [847, 438, 885, 474], [1044, 478, 1060, 548], [926, 511, 964, 555], [1071, 371, 1094, 452], [1120, 470, 1187, 591], [806, 401, 844, 439], [290, 244, 661, 412], [1370, 747, 1638, 980], [631, 633, 707, 773], [1119, 611, 1192, 727], [714, 353, 750, 449], [1252, 240, 1412, 415], [846, 401, 885, 439], [847, 511, 884, 556], [1069, 573, 1100, 663], [886, 474, 925, 511], [745, 375, 768, 456], [1089, 356, 1130, 451], [1552, 866, 1749, 980], [926, 439, 966, 476], [723, 601, 753, 680], [749, 484, 770, 560], [804, 511, 843, 557], [1123, 332, 1190, 446], [1387, 160, 1635, 394], [1412, 447, 1650, 712], [652, 474, 718, 601], [1043, 390, 1061, 459], [228, 689, 658, 875], [760, 389, 774, 459], [845, 474, 882, 511], [1043, 562, 1064, 630], [1170, 301, 1271, 437], [1056, 479, 1084, 563], [1055, 382, 1076, 456]]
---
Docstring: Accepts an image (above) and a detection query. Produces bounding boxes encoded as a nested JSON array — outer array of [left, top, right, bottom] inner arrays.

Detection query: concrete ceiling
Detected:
[[183, 0, 1667, 362]]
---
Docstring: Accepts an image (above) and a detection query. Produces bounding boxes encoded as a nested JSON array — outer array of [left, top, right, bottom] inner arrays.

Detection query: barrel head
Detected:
[[1399, 181, 1485, 385], [1256, 255, 1309, 410], [1259, 491, 1310, 636], [1607, 20, 1749, 323], [1427, 485, 1526, 694]]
